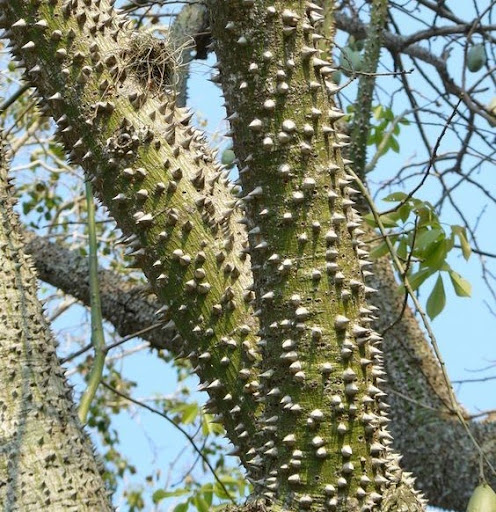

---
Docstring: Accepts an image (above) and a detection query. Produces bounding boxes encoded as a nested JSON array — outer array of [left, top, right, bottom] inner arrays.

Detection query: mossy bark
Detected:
[[0, 141, 112, 510]]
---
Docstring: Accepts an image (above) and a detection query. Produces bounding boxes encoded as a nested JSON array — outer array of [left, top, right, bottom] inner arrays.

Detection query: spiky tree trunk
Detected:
[[0, 141, 112, 510], [23, 218, 496, 511], [207, 2, 424, 510], [0, 0, 266, 473], [0, 0, 432, 510]]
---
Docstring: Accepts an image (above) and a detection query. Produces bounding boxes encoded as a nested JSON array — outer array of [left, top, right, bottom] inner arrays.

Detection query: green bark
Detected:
[[0, 140, 112, 510], [0, 0, 262, 470], [208, 2, 424, 510], [349, 0, 389, 177]]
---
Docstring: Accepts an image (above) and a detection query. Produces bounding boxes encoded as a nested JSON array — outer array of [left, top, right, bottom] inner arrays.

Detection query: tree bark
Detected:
[[1, 0, 262, 481], [0, 141, 112, 510], [369, 242, 496, 511], [208, 1, 423, 510], [24, 231, 171, 350]]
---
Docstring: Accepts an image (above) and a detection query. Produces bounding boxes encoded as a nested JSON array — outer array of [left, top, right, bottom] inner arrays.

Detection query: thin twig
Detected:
[[380, 98, 462, 215], [61, 321, 165, 364], [78, 181, 107, 423], [0, 83, 30, 112], [101, 381, 236, 504]]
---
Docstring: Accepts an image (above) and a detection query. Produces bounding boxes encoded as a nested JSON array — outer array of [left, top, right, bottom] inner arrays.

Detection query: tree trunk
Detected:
[[0, 140, 112, 510], [0, 0, 264, 480], [207, 2, 423, 510], [25, 221, 496, 510]]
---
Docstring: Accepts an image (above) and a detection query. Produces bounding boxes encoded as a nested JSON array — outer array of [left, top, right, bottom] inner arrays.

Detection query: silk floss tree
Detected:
[[0, 0, 492, 510]]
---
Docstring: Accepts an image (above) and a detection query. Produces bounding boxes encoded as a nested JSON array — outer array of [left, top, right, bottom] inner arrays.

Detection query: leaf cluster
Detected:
[[366, 192, 472, 319]]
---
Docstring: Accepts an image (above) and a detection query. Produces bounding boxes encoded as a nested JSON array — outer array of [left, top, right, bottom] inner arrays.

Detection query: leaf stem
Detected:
[[78, 180, 106, 424]]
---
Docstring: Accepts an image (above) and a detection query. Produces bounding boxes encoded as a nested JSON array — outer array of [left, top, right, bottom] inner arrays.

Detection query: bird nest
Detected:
[[124, 31, 186, 95]]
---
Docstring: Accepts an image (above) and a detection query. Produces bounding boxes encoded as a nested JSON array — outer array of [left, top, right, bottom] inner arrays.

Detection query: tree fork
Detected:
[[0, 0, 483, 510]]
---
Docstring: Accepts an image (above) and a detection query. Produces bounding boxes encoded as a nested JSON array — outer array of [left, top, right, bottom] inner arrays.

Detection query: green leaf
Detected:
[[397, 238, 408, 261], [427, 275, 446, 319], [153, 489, 189, 503], [407, 267, 435, 291], [173, 503, 189, 512], [152, 490, 169, 504], [369, 241, 389, 260], [415, 228, 443, 251], [199, 484, 213, 506], [373, 105, 383, 120], [213, 482, 231, 500], [422, 239, 449, 271], [181, 403, 199, 424], [452, 225, 471, 260], [201, 413, 214, 435], [415, 202, 437, 225], [383, 191, 408, 202], [363, 212, 400, 228], [193, 495, 210, 512], [379, 213, 401, 228], [390, 136, 400, 153], [367, 131, 377, 145], [449, 270, 472, 297], [213, 478, 240, 499], [201, 413, 225, 435]]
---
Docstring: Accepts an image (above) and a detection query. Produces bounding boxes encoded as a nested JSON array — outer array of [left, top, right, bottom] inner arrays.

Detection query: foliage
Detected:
[[368, 106, 409, 155], [366, 192, 472, 319]]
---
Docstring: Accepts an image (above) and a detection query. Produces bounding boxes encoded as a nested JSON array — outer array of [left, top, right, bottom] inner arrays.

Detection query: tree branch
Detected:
[[208, 1, 423, 509], [333, 12, 496, 125], [349, 0, 388, 177], [1, 0, 261, 472]]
